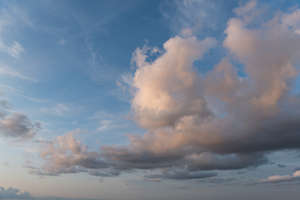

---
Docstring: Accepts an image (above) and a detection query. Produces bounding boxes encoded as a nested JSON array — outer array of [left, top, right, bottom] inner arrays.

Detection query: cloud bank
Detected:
[[36, 1, 300, 180]]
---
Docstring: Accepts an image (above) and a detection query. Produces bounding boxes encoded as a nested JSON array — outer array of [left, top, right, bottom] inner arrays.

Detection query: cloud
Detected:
[[131, 36, 216, 129], [146, 169, 217, 181], [282, 8, 300, 34], [0, 65, 36, 82], [0, 112, 40, 139], [97, 119, 123, 132], [58, 39, 66, 45], [0, 84, 46, 103], [161, 0, 231, 35], [37, 1, 300, 180], [0, 6, 27, 59], [0, 186, 31, 199], [0, 88, 39, 140], [0, 185, 100, 200], [6, 41, 24, 58], [260, 170, 300, 184], [31, 130, 116, 177], [100, 3, 300, 176], [40, 103, 71, 116]]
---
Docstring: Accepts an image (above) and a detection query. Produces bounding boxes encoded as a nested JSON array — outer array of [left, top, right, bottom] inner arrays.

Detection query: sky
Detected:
[[1, 0, 300, 199]]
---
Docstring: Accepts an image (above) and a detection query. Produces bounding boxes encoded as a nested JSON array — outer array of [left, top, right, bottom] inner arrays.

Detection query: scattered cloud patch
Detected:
[[31, 130, 117, 177], [0, 112, 40, 139], [0, 97, 40, 140]]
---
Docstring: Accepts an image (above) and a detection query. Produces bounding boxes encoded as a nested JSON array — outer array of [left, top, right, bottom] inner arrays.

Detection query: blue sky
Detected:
[[1, 0, 300, 200]]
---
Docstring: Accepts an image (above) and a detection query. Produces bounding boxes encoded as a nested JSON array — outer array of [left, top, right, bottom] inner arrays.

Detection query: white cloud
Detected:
[[6, 41, 24, 58]]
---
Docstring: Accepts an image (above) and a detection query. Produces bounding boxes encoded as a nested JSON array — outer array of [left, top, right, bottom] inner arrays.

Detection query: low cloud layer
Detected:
[[36, 1, 300, 180]]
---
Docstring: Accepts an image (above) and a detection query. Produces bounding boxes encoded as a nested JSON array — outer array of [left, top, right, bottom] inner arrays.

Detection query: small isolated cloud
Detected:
[[6, 41, 24, 58], [90, 111, 133, 133], [97, 119, 117, 132], [58, 39, 66, 45], [0, 98, 40, 140], [0, 112, 40, 139], [260, 170, 300, 184]]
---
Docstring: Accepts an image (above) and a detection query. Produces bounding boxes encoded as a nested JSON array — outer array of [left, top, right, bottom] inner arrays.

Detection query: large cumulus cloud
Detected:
[[36, 1, 300, 180]]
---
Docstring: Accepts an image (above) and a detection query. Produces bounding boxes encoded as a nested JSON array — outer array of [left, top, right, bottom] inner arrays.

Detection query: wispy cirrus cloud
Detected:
[[0, 65, 36, 82], [40, 103, 71, 116], [0, 5, 29, 59]]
